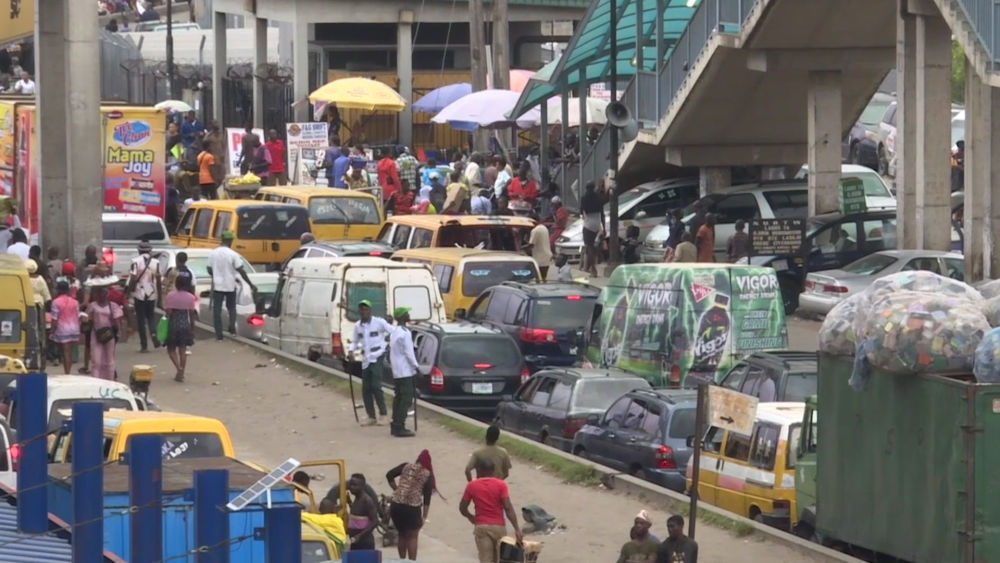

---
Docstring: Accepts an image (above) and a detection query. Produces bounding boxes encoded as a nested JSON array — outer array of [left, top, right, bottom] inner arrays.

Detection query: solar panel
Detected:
[[226, 458, 301, 511]]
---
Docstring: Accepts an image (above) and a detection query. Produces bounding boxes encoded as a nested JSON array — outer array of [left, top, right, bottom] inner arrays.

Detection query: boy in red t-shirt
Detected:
[[460, 459, 523, 563]]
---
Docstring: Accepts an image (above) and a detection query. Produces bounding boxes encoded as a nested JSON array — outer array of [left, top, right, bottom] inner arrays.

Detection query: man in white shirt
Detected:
[[388, 306, 418, 438], [206, 231, 256, 340], [351, 300, 393, 426], [13, 73, 35, 95], [4, 228, 30, 260], [525, 215, 553, 281], [0, 214, 23, 251], [127, 241, 163, 352]]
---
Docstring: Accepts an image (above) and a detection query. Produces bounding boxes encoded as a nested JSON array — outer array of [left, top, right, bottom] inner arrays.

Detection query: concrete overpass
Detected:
[[550, 0, 1000, 281]]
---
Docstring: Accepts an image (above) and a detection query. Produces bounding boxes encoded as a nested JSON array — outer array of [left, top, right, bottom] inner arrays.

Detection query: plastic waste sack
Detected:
[[986, 296, 1000, 328], [974, 327, 1000, 383], [854, 271, 983, 334], [979, 279, 1000, 300], [818, 293, 864, 356]]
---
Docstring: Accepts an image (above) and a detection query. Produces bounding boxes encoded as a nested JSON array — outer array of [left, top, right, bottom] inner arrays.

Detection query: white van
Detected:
[[2, 375, 147, 432], [264, 257, 447, 365]]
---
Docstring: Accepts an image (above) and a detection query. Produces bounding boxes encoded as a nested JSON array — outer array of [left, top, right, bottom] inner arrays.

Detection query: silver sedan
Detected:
[[197, 272, 279, 341], [798, 250, 965, 315]]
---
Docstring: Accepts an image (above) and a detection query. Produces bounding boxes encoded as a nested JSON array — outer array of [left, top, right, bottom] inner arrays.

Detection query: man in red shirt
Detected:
[[506, 162, 538, 206], [460, 459, 523, 563], [265, 129, 288, 186], [378, 147, 402, 207], [391, 179, 415, 216]]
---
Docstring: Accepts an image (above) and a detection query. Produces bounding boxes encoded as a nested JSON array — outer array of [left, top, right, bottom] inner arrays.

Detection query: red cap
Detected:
[[61, 262, 75, 276]]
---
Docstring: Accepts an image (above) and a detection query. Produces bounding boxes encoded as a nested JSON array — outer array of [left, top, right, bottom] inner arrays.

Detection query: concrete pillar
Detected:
[[914, 13, 952, 251], [277, 21, 294, 68], [982, 86, 1000, 279], [65, 0, 102, 257], [397, 15, 414, 148], [806, 70, 842, 216], [37, 0, 69, 254], [964, 63, 986, 282], [253, 17, 267, 129], [212, 11, 227, 124], [292, 17, 310, 123], [896, 9, 918, 249], [698, 166, 731, 197]]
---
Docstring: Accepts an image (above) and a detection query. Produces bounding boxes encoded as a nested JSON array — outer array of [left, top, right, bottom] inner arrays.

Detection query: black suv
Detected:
[[572, 389, 697, 492], [715, 351, 817, 402], [387, 321, 528, 417], [462, 282, 601, 371]]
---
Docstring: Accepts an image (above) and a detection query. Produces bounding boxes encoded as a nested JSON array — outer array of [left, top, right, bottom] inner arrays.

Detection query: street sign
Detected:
[[840, 177, 868, 215], [707, 386, 758, 436], [749, 218, 805, 256]]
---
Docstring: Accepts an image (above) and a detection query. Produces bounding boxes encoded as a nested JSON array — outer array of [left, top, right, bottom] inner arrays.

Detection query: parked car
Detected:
[[843, 92, 894, 170], [280, 240, 396, 271], [751, 209, 900, 312], [572, 388, 696, 492], [2, 374, 149, 433], [798, 250, 964, 315], [102, 212, 178, 278], [463, 281, 601, 371], [386, 321, 528, 417], [147, 247, 256, 296], [495, 367, 651, 452], [0, 418, 16, 486], [882, 103, 963, 177], [556, 178, 699, 261], [715, 351, 817, 402], [198, 272, 279, 341]]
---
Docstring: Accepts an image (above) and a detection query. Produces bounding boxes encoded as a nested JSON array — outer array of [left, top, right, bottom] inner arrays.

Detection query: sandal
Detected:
[[78, 367, 90, 374], [174, 370, 185, 383]]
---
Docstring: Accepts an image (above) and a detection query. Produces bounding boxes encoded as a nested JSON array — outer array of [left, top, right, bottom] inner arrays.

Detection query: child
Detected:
[[555, 254, 573, 282], [50, 281, 81, 374]]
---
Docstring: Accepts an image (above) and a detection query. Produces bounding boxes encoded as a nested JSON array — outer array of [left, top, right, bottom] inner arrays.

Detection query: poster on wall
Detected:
[[102, 108, 167, 217], [226, 127, 264, 176], [14, 105, 37, 235], [286, 122, 329, 185], [0, 101, 15, 196]]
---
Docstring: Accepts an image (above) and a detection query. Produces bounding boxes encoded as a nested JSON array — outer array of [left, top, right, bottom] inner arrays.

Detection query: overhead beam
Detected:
[[746, 48, 896, 72], [665, 144, 805, 167]]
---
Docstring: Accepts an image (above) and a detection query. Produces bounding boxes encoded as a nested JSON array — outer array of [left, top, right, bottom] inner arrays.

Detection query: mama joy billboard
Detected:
[[103, 107, 167, 217]]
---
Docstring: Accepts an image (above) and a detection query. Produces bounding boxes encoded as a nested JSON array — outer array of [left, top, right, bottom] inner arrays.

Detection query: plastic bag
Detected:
[[854, 271, 984, 336], [156, 316, 169, 344], [973, 327, 1000, 383], [986, 296, 1000, 328], [980, 279, 1000, 300], [818, 293, 864, 356], [858, 290, 989, 376]]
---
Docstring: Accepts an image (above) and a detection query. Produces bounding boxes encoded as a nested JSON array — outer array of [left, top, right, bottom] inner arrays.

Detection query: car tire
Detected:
[[779, 277, 800, 315], [574, 447, 588, 459]]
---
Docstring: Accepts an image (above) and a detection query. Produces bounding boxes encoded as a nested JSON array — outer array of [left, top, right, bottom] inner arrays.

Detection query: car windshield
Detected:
[[668, 408, 696, 439], [237, 207, 311, 240], [842, 173, 892, 198], [859, 99, 892, 126], [309, 196, 381, 225], [783, 373, 817, 402], [842, 253, 897, 275], [48, 398, 133, 431], [439, 335, 522, 369], [605, 187, 649, 213], [573, 379, 648, 410], [186, 255, 255, 278], [103, 221, 167, 241], [127, 432, 226, 460], [681, 193, 724, 217], [461, 262, 537, 297], [529, 296, 596, 330]]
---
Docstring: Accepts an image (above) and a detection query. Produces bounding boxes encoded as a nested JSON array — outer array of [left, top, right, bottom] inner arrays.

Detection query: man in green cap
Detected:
[[388, 306, 418, 437], [351, 299, 393, 425], [207, 230, 257, 340]]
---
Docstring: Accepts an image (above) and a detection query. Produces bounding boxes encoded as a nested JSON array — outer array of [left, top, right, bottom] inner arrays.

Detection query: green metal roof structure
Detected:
[[427, 0, 589, 5], [512, 0, 698, 117]]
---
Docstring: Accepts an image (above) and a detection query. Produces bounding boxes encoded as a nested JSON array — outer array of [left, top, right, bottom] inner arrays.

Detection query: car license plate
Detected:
[[472, 383, 493, 394], [772, 259, 788, 271], [569, 346, 578, 355]]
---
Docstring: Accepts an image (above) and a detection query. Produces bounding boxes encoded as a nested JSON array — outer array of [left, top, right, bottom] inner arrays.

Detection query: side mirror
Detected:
[[454, 308, 467, 319], [586, 413, 600, 426], [685, 435, 695, 448], [634, 210, 647, 220]]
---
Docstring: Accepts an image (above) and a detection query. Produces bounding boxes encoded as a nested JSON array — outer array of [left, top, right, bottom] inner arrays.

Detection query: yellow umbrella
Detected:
[[308, 77, 407, 112]]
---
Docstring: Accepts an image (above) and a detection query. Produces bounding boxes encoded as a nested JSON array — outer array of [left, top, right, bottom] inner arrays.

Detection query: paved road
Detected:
[[112, 322, 829, 563]]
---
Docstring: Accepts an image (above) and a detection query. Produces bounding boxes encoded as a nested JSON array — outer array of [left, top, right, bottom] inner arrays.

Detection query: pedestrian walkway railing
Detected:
[[955, 0, 1000, 68], [574, 0, 757, 190]]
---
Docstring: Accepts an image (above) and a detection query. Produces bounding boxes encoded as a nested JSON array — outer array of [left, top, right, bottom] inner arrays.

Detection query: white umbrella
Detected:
[[432, 89, 540, 130], [154, 99, 193, 113], [545, 97, 610, 127]]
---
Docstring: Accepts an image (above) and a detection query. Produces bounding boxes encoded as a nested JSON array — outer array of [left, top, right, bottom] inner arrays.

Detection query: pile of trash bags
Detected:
[[819, 271, 991, 388], [974, 328, 1000, 383]]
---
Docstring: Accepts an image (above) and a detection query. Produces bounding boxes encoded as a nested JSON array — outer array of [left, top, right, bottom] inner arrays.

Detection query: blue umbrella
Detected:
[[413, 82, 472, 113]]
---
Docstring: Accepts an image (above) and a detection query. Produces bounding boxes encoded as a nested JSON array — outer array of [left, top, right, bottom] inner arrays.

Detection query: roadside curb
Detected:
[[200, 324, 859, 562]]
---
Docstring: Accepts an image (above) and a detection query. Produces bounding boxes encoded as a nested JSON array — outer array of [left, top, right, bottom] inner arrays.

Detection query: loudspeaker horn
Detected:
[[605, 101, 639, 143]]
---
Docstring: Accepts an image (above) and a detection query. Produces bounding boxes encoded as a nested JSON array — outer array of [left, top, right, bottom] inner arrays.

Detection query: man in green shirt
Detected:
[[618, 510, 660, 563], [465, 425, 513, 481]]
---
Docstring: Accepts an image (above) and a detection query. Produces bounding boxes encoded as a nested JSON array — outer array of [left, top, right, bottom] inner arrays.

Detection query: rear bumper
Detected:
[[417, 393, 504, 415], [757, 511, 791, 531], [555, 243, 582, 261], [797, 292, 842, 316], [525, 355, 578, 371], [643, 468, 687, 493]]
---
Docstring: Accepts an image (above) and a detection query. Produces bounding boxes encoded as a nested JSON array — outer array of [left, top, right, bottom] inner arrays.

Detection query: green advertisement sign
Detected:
[[840, 177, 868, 215], [586, 265, 789, 387]]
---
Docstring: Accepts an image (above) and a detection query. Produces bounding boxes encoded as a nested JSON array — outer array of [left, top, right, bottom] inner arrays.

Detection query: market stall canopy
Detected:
[[154, 99, 193, 112], [510, 0, 698, 117], [413, 83, 472, 114], [432, 89, 540, 130], [545, 96, 610, 127], [308, 77, 407, 112]]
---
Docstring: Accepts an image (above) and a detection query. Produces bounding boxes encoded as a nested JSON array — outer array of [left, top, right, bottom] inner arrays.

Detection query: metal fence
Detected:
[[955, 0, 1000, 68]]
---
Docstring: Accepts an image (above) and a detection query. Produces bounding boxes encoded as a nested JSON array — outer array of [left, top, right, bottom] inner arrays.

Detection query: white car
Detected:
[[555, 178, 699, 261], [198, 272, 278, 342], [102, 212, 178, 278]]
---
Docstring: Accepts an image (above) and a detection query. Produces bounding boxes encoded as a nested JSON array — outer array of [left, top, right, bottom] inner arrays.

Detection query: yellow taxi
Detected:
[[255, 186, 383, 242], [0, 255, 43, 370], [174, 200, 310, 267], [375, 214, 536, 252]]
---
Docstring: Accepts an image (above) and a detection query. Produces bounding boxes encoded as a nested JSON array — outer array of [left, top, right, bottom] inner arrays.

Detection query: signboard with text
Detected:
[[286, 122, 329, 185], [749, 218, 805, 256], [102, 107, 167, 217], [226, 127, 264, 176], [840, 177, 868, 215]]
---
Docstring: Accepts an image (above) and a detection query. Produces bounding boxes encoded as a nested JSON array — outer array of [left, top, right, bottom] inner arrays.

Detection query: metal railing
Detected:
[[575, 0, 758, 191], [955, 0, 1000, 68]]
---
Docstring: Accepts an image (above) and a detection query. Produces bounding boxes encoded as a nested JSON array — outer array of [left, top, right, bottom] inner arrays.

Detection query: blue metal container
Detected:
[[48, 458, 298, 562]]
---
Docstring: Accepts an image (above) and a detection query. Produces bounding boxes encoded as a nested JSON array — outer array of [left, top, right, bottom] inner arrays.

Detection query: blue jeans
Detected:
[[211, 290, 236, 339]]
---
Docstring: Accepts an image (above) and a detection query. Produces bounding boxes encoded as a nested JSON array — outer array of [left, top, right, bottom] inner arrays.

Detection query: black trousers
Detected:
[[134, 298, 157, 350]]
